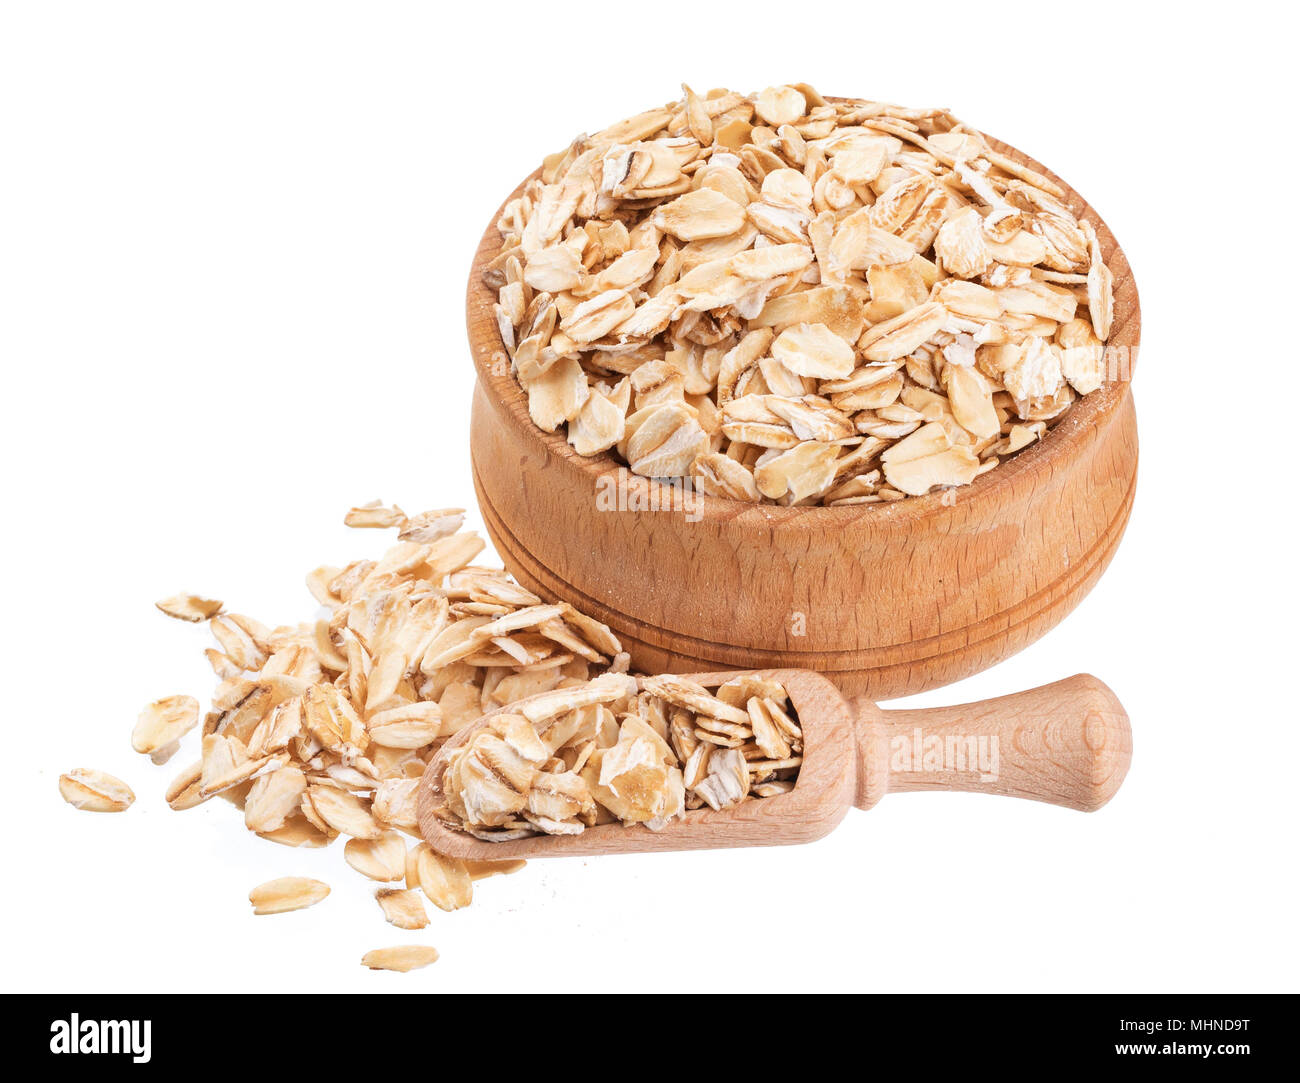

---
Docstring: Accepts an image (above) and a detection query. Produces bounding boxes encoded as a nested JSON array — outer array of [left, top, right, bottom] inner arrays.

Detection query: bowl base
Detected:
[[472, 411, 1137, 700]]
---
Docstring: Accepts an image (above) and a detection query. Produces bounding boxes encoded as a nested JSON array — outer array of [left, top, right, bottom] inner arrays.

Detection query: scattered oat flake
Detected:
[[344, 833, 408, 882], [410, 843, 473, 912], [306, 785, 381, 840], [131, 695, 200, 755], [155, 593, 223, 622], [376, 888, 430, 930], [59, 769, 135, 812], [465, 858, 527, 881], [398, 508, 465, 543], [248, 877, 330, 915], [361, 945, 440, 972], [344, 501, 406, 528], [120, 502, 794, 963]]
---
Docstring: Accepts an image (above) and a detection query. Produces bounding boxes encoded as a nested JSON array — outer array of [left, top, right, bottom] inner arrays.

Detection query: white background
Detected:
[[3, 1, 1296, 994]]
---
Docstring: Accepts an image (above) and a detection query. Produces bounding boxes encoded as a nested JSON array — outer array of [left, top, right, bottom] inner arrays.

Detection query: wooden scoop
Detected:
[[417, 670, 1131, 860]]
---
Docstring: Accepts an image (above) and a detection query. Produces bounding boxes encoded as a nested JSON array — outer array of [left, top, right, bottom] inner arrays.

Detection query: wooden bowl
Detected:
[[465, 132, 1140, 700]]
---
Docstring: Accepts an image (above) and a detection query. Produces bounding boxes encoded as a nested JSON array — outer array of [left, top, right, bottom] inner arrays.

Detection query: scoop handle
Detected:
[[851, 674, 1131, 812]]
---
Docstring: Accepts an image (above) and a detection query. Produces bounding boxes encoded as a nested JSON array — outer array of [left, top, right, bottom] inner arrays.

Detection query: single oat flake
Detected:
[[361, 945, 440, 972], [248, 876, 331, 915], [485, 84, 1119, 504], [376, 888, 431, 930], [155, 593, 224, 622], [59, 769, 135, 813], [131, 695, 201, 756]]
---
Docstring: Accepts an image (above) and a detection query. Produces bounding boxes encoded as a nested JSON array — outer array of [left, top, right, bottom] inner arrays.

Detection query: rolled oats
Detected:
[[154, 593, 223, 622], [345, 501, 407, 529], [344, 832, 409, 882], [131, 696, 201, 756], [248, 877, 330, 915], [438, 672, 800, 840], [361, 945, 440, 972], [408, 842, 473, 911], [110, 504, 803, 964], [58, 769, 135, 813], [465, 858, 528, 881], [244, 766, 307, 833], [487, 85, 1118, 501], [398, 508, 465, 543], [376, 888, 431, 930]]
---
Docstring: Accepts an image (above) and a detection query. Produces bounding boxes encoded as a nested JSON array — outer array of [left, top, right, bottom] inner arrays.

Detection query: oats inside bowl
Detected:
[[482, 83, 1116, 505]]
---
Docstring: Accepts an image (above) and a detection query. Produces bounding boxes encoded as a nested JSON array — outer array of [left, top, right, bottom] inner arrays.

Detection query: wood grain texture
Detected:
[[417, 671, 1131, 860], [465, 125, 1141, 699], [851, 673, 1132, 812]]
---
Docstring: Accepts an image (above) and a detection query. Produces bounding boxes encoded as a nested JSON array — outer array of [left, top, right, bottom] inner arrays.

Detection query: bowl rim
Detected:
[[465, 115, 1141, 528]]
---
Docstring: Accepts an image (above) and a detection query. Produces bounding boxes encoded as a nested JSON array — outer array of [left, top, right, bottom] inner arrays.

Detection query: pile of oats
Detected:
[[485, 84, 1116, 504], [436, 671, 801, 840], [61, 503, 801, 967]]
